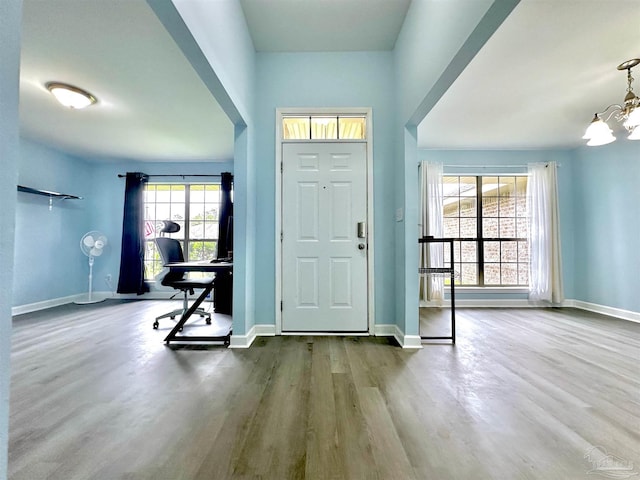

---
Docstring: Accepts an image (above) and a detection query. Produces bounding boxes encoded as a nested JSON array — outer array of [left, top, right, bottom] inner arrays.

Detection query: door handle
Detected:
[[357, 222, 366, 238]]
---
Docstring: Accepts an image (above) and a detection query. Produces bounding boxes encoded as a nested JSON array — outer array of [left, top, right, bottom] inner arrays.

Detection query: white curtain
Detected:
[[527, 162, 564, 303], [419, 161, 444, 302]]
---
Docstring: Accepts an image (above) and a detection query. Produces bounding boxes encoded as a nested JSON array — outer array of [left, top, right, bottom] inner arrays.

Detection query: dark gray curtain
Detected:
[[117, 172, 149, 294], [214, 172, 233, 314], [217, 172, 233, 259]]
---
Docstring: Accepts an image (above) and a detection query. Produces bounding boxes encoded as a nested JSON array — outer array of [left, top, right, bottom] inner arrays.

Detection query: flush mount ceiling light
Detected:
[[46, 82, 97, 109], [582, 58, 640, 146]]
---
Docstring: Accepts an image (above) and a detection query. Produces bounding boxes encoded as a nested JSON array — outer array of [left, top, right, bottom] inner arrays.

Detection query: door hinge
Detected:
[[281, 162, 283, 173], [280, 231, 283, 242], [280, 301, 283, 311]]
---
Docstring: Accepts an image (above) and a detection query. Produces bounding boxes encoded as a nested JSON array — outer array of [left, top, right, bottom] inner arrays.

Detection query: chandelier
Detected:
[[582, 58, 640, 146]]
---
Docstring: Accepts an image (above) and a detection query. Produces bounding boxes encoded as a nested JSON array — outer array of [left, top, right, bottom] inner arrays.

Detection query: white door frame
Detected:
[[275, 107, 375, 335]]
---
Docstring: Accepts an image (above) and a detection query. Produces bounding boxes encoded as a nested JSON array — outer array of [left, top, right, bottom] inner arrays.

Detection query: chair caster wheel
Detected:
[[153, 321, 159, 329], [179, 327, 183, 332], [170, 316, 175, 320], [206, 318, 212, 325]]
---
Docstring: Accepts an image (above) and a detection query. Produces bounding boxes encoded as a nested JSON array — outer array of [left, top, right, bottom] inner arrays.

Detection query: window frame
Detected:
[[443, 174, 529, 288], [281, 114, 367, 141], [143, 182, 222, 281]]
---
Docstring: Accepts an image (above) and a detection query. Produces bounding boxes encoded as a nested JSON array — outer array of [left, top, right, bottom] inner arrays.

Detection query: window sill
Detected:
[[447, 286, 528, 295]]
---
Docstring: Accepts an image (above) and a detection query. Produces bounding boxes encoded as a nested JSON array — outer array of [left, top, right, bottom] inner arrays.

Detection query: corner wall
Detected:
[[86, 160, 235, 304], [13, 141, 93, 307], [393, 0, 521, 340], [572, 141, 640, 313], [253, 51, 397, 328], [166, 0, 256, 336], [419, 149, 575, 302], [12, 143, 233, 311], [1, 1, 22, 477]]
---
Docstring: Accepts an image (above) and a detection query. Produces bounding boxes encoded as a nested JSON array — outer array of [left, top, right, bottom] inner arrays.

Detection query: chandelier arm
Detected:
[[596, 104, 624, 123], [584, 59, 640, 145]]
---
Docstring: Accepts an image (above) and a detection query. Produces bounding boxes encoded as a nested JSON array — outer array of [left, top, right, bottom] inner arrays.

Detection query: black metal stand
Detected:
[[419, 237, 456, 344], [163, 284, 231, 346], [162, 261, 233, 346]]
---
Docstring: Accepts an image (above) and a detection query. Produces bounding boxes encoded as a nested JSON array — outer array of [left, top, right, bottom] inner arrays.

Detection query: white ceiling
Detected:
[[418, 0, 640, 150], [18, 0, 640, 162], [239, 0, 411, 52], [19, 0, 234, 163]]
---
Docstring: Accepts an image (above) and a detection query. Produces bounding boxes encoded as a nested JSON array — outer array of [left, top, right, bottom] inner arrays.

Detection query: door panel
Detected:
[[297, 258, 319, 307], [297, 182, 319, 240], [282, 142, 367, 332], [330, 258, 352, 307], [330, 182, 352, 239]]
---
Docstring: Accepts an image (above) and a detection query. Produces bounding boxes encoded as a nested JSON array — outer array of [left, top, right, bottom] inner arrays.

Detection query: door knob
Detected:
[[358, 243, 365, 250]]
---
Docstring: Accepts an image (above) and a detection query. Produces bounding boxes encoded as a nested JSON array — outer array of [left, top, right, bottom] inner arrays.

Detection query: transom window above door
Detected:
[[282, 115, 367, 140]]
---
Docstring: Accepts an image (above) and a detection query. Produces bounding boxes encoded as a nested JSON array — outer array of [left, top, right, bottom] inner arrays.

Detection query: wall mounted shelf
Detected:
[[17, 185, 82, 209]]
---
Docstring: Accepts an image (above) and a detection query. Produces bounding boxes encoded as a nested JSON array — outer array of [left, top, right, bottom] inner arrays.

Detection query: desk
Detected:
[[163, 261, 233, 346]]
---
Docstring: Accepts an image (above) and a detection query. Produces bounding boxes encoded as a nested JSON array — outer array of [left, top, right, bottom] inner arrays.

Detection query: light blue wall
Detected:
[[12, 140, 233, 309], [154, 0, 256, 335], [167, 0, 519, 337], [254, 51, 396, 326], [171, 0, 255, 123], [393, 0, 520, 337], [394, 0, 493, 124], [89, 160, 234, 296], [419, 149, 576, 301], [1, 0, 22, 476], [392, 0, 493, 337], [13, 141, 93, 306], [230, 124, 254, 333], [395, 127, 419, 334], [572, 141, 640, 312]]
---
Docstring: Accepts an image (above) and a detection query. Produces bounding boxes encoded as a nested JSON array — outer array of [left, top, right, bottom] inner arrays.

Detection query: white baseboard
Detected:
[[229, 326, 256, 348], [13, 294, 640, 334], [11, 290, 205, 316], [253, 324, 277, 336], [374, 324, 422, 349], [12, 294, 84, 316], [228, 324, 276, 348], [373, 324, 397, 337], [422, 298, 640, 322], [421, 298, 535, 308], [400, 332, 423, 349], [566, 299, 640, 324], [281, 331, 369, 336], [116, 291, 195, 300]]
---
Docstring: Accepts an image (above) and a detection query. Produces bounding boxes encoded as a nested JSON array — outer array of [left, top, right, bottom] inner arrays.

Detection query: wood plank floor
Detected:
[[8, 301, 640, 479]]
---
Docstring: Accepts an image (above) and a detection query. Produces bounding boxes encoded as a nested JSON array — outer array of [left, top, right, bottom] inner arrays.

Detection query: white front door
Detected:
[[282, 142, 368, 332]]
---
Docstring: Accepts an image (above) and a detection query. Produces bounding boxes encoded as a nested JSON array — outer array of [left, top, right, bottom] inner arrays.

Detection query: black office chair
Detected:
[[153, 222, 214, 330]]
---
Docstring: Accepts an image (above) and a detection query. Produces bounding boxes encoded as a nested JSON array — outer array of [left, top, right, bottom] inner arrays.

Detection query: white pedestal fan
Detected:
[[74, 231, 108, 305]]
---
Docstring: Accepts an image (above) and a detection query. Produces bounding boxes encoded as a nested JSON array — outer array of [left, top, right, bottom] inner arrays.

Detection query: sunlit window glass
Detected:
[[143, 183, 222, 280], [311, 116, 338, 139], [442, 175, 528, 287], [338, 116, 366, 139], [283, 117, 310, 139]]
